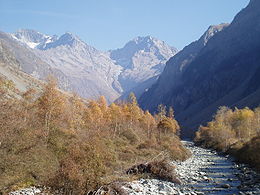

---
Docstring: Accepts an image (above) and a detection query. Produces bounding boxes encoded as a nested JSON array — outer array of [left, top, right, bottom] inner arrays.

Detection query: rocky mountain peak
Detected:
[[127, 35, 177, 54], [110, 35, 177, 70], [201, 23, 229, 45], [5, 29, 178, 102], [55, 32, 82, 46], [11, 29, 56, 49], [11, 30, 86, 50], [109, 36, 177, 92], [13, 29, 46, 42], [133, 35, 155, 44], [38, 32, 87, 50]]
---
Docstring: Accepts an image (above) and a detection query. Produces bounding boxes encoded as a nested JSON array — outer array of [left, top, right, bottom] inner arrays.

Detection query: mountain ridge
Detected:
[[139, 0, 260, 137], [3, 29, 177, 102]]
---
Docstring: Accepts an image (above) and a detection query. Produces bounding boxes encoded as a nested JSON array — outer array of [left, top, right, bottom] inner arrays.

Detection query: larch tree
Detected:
[[109, 103, 122, 136], [88, 100, 103, 131], [36, 77, 66, 140], [253, 107, 260, 135], [168, 107, 174, 119], [157, 104, 166, 121], [128, 92, 141, 127], [143, 110, 156, 138], [69, 94, 86, 132]]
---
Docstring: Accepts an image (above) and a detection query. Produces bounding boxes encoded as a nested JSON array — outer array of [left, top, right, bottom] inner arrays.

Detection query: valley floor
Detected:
[[9, 141, 260, 195], [122, 141, 260, 195]]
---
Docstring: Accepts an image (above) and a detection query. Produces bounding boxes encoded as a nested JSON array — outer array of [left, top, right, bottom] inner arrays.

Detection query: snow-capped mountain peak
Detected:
[[133, 35, 154, 43], [109, 35, 178, 91], [11, 30, 85, 50], [41, 32, 85, 50], [7, 29, 177, 102], [110, 35, 177, 69], [11, 29, 57, 49]]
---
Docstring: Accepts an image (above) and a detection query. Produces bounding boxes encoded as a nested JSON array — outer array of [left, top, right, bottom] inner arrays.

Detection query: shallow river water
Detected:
[[123, 141, 260, 195]]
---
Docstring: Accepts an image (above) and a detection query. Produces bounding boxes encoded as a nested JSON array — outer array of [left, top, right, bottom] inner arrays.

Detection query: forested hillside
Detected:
[[0, 77, 190, 194]]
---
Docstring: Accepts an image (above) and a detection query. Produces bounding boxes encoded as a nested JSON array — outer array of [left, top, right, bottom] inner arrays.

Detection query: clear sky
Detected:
[[0, 0, 250, 51]]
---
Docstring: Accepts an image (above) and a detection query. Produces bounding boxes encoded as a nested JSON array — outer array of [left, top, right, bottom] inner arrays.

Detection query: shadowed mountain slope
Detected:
[[139, 0, 260, 137]]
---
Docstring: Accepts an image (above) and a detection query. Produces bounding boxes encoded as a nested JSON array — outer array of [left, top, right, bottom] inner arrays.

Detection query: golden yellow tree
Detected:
[[142, 110, 156, 138], [128, 92, 142, 127], [157, 104, 166, 121], [68, 94, 86, 132], [253, 107, 260, 136], [36, 77, 66, 139], [109, 103, 122, 136], [88, 100, 103, 130]]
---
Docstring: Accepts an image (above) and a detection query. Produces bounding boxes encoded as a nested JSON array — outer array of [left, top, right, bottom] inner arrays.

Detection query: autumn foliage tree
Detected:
[[36, 77, 66, 139], [0, 78, 189, 194], [195, 105, 260, 170]]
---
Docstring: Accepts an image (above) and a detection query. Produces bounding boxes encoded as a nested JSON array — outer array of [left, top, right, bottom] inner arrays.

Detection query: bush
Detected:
[[126, 159, 181, 184], [148, 160, 181, 184], [230, 136, 260, 170], [119, 128, 139, 144], [46, 140, 107, 194]]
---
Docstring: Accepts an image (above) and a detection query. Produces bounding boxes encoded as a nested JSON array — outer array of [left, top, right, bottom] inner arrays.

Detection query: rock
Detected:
[[122, 141, 260, 195], [202, 176, 208, 180], [9, 187, 42, 195], [126, 163, 149, 174], [157, 183, 165, 190], [221, 184, 231, 188]]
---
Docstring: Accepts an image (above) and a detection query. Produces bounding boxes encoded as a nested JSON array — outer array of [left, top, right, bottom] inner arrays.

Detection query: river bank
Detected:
[[9, 141, 260, 195], [122, 141, 260, 194]]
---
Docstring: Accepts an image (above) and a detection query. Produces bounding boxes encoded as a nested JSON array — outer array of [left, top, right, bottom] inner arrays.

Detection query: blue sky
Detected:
[[0, 0, 249, 51]]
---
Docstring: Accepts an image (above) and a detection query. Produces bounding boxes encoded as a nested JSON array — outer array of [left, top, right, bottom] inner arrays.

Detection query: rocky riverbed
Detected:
[[122, 141, 260, 195], [9, 141, 260, 195]]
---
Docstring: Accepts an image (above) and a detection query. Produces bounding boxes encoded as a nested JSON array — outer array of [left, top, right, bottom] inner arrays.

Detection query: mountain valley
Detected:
[[1, 0, 260, 194]]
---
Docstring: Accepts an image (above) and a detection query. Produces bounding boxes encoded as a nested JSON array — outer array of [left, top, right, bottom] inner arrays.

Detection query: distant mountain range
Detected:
[[140, 0, 260, 137], [1, 0, 259, 140], [0, 29, 177, 102]]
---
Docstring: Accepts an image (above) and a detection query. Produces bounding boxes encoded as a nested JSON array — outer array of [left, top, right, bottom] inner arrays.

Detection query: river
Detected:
[[123, 141, 260, 195]]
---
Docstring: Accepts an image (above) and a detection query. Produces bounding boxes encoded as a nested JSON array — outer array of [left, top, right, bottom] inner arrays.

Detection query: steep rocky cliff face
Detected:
[[139, 24, 229, 110], [140, 0, 260, 137], [0, 40, 43, 94]]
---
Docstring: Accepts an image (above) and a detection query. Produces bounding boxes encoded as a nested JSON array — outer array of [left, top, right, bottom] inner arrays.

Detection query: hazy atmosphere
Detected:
[[0, 0, 249, 50], [1, 1, 260, 194]]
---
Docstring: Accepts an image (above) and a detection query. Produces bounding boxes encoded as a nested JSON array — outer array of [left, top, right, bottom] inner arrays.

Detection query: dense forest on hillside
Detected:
[[0, 77, 190, 194], [195, 106, 260, 170]]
